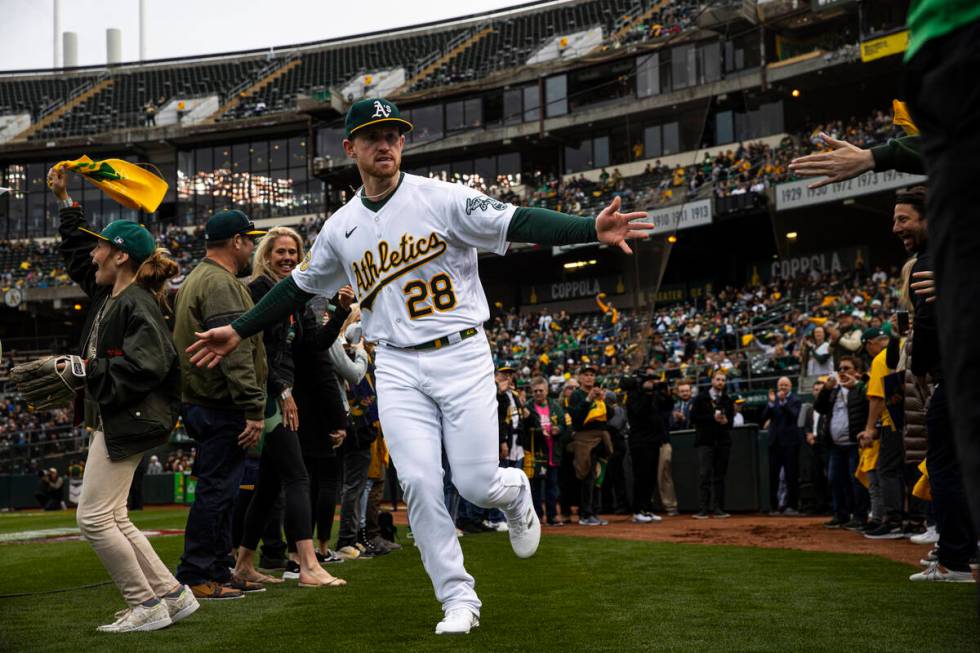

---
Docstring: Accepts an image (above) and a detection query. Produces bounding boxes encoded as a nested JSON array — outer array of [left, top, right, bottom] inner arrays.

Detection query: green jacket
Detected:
[[174, 259, 268, 419], [58, 206, 181, 461]]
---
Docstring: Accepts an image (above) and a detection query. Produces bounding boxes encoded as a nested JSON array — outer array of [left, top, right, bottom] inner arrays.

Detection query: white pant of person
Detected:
[[375, 332, 527, 617]]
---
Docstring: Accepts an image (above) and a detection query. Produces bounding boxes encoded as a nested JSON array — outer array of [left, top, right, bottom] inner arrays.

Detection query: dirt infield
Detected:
[[539, 514, 928, 566], [389, 510, 928, 567]]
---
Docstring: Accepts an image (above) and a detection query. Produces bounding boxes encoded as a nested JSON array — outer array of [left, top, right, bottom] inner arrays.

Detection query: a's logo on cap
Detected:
[[372, 101, 391, 118], [114, 236, 125, 245]]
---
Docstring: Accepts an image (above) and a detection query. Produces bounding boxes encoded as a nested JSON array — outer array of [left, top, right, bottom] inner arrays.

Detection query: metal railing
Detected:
[[0, 426, 88, 472]]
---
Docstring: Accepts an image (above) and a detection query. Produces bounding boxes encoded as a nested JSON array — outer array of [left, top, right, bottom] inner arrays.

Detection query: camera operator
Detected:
[[623, 373, 673, 523]]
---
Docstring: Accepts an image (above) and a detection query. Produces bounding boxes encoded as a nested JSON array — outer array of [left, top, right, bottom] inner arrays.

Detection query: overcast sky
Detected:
[[0, 0, 528, 71]]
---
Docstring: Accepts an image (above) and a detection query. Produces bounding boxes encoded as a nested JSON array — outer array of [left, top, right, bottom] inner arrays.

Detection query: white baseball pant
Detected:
[[374, 333, 527, 616]]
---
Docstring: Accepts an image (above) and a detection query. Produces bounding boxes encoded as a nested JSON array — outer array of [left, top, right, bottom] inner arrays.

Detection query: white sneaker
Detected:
[[97, 602, 172, 633], [161, 585, 199, 624], [910, 525, 940, 545], [435, 608, 480, 635], [909, 561, 975, 583], [506, 474, 541, 559], [643, 511, 663, 522], [632, 513, 653, 523]]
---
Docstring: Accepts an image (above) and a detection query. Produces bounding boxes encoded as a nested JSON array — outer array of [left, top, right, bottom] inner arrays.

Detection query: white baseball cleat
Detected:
[[435, 608, 480, 635], [507, 474, 541, 559]]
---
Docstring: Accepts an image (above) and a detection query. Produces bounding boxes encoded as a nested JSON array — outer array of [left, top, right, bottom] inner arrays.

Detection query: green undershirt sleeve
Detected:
[[870, 135, 924, 175], [506, 206, 599, 246], [231, 276, 314, 339]]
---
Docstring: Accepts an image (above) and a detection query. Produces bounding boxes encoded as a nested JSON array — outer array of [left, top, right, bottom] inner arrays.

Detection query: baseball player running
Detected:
[[187, 98, 651, 634]]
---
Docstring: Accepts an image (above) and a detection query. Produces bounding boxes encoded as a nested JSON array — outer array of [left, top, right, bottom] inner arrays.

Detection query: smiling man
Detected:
[[186, 97, 652, 634]]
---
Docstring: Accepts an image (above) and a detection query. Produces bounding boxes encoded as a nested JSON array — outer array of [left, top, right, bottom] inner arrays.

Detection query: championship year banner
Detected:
[[647, 198, 713, 235], [775, 169, 927, 211]]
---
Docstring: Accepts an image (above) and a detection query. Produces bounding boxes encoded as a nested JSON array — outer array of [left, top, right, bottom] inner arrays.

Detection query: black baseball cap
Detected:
[[345, 98, 413, 138], [205, 209, 266, 242]]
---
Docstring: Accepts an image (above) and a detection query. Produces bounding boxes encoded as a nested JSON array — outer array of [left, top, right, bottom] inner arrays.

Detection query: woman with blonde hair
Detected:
[[48, 165, 197, 632], [233, 226, 347, 587]]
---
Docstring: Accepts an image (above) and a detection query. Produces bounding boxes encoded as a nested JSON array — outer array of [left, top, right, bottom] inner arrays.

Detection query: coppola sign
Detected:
[[753, 246, 869, 281], [522, 276, 625, 304]]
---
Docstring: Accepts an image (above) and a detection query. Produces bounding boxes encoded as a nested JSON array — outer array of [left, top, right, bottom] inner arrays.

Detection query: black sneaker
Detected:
[[692, 511, 710, 520], [823, 516, 846, 529], [860, 520, 882, 533], [712, 509, 731, 519], [842, 519, 865, 531], [864, 522, 905, 540], [282, 560, 300, 580]]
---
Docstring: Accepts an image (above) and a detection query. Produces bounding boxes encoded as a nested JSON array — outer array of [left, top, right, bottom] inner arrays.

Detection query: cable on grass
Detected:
[[0, 580, 112, 599]]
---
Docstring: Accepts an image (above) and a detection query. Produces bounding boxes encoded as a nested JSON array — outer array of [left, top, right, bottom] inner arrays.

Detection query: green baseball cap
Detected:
[[345, 98, 413, 138], [79, 220, 156, 262], [861, 327, 886, 343], [205, 209, 266, 242]]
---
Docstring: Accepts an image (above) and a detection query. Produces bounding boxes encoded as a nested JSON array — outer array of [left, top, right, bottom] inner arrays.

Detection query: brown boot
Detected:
[[189, 581, 244, 600]]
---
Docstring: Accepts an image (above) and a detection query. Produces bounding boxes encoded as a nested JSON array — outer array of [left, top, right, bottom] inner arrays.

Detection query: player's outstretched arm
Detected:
[[505, 196, 652, 252], [186, 275, 315, 368], [594, 195, 653, 254]]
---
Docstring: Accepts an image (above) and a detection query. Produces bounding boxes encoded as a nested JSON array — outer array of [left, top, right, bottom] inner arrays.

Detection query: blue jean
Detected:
[[530, 466, 560, 522], [827, 443, 859, 521], [176, 404, 247, 586]]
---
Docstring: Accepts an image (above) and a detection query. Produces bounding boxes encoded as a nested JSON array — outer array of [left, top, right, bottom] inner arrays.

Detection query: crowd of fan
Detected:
[[486, 264, 906, 396], [0, 106, 901, 293]]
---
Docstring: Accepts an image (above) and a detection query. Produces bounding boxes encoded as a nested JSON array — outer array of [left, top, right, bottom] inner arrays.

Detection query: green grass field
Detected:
[[0, 507, 976, 653]]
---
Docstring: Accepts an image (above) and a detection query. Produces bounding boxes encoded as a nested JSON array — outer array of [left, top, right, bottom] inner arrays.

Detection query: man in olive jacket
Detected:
[[173, 210, 268, 600]]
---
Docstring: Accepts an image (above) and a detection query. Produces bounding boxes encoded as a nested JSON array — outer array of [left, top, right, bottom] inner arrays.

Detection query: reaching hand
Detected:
[[787, 132, 875, 189], [338, 285, 356, 310], [186, 326, 242, 368], [910, 270, 936, 303], [595, 196, 653, 254]]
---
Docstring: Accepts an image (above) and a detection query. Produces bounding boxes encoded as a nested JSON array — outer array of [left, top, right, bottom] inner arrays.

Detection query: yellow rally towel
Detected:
[[912, 458, 931, 502], [856, 440, 880, 488], [56, 155, 168, 213], [892, 99, 919, 136], [584, 400, 606, 426]]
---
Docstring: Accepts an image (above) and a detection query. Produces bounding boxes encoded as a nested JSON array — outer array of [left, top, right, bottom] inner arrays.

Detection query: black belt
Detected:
[[407, 327, 480, 351]]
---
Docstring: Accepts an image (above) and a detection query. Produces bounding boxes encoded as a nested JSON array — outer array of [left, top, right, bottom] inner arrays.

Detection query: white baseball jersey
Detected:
[[292, 173, 516, 347]]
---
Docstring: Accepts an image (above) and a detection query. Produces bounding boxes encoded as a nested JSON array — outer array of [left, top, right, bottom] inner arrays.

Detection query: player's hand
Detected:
[[806, 433, 816, 446], [338, 285, 356, 310], [238, 419, 264, 448], [910, 270, 936, 303], [187, 326, 242, 368], [47, 165, 68, 200], [787, 132, 875, 189], [595, 196, 653, 255], [280, 394, 299, 431], [500, 442, 509, 459]]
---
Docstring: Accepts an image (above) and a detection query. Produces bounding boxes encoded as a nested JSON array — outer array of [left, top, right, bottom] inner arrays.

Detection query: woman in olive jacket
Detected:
[[49, 165, 196, 634]]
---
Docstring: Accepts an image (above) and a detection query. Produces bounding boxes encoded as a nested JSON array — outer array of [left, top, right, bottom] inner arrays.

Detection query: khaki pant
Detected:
[[658, 443, 677, 512], [76, 431, 178, 606]]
